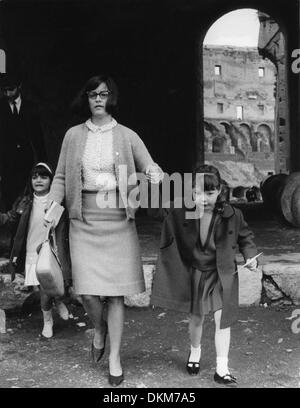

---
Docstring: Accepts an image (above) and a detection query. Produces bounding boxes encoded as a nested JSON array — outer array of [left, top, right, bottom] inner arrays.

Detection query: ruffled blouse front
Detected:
[[82, 118, 118, 191]]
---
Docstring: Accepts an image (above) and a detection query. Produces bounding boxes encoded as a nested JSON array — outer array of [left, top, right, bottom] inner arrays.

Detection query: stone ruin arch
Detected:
[[256, 123, 273, 152]]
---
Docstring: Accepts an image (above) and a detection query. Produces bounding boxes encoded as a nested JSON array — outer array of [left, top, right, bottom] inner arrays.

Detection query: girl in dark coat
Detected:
[[151, 164, 258, 386], [0, 163, 71, 338]]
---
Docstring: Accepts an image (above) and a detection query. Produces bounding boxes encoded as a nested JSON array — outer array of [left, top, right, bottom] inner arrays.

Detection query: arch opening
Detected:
[[202, 7, 286, 202]]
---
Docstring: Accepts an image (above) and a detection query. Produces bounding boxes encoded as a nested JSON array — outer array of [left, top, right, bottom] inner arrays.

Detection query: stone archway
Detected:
[[239, 123, 252, 151], [200, 2, 288, 174], [212, 136, 226, 152], [257, 123, 272, 152], [204, 121, 212, 152]]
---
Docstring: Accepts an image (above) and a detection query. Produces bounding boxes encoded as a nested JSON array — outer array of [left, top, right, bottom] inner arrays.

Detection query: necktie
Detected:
[[12, 101, 18, 116]]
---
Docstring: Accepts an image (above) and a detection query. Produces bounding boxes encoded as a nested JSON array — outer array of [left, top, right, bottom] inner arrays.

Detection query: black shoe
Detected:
[[214, 372, 237, 386], [90, 322, 108, 363], [108, 373, 124, 387], [186, 353, 200, 376], [91, 342, 105, 363]]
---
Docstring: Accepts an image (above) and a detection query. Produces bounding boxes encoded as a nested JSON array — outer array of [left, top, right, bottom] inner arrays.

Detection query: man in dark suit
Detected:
[[0, 73, 47, 210]]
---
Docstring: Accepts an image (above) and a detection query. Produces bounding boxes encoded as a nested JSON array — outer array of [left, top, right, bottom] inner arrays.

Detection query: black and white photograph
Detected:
[[0, 0, 300, 392]]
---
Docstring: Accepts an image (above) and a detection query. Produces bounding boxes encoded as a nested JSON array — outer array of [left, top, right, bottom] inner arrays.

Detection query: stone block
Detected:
[[125, 264, 263, 308], [0, 273, 29, 310], [263, 279, 283, 300], [238, 265, 263, 306], [263, 264, 300, 305], [0, 258, 9, 274], [125, 265, 155, 308]]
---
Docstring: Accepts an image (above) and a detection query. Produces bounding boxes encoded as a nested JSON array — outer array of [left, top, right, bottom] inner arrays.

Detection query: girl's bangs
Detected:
[[31, 165, 53, 179], [203, 174, 220, 191]]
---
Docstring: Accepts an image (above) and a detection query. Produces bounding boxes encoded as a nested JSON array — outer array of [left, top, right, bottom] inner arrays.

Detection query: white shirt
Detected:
[[9, 95, 21, 114]]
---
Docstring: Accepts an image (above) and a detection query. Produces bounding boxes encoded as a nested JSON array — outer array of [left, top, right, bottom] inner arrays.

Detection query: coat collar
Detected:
[[184, 202, 234, 219], [85, 118, 117, 133], [184, 203, 234, 225], [220, 203, 235, 218]]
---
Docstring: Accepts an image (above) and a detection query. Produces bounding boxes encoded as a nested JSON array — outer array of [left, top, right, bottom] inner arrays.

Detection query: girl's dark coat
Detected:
[[8, 195, 72, 286], [151, 203, 257, 329]]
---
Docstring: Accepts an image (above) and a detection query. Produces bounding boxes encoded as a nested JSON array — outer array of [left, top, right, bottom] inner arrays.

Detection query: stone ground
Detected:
[[0, 203, 300, 389], [0, 303, 299, 389]]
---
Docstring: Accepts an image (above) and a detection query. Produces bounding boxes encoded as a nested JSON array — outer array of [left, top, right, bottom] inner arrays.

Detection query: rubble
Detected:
[[262, 264, 300, 305], [0, 273, 28, 311]]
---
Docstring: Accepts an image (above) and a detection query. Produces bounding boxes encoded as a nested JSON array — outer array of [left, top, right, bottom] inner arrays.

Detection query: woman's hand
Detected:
[[145, 164, 163, 184], [245, 259, 258, 271]]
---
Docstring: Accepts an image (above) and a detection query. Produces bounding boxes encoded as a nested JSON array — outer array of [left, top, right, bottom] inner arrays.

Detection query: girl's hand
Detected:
[[145, 164, 163, 184], [245, 259, 258, 271], [43, 200, 53, 227], [43, 218, 52, 228], [44, 200, 53, 214]]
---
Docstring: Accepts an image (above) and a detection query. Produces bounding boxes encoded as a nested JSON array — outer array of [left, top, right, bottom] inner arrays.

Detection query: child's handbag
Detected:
[[36, 222, 64, 297]]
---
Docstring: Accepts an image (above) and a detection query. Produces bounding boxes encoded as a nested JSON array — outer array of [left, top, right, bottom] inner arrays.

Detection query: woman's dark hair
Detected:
[[25, 162, 54, 196], [192, 164, 228, 213], [71, 74, 118, 119]]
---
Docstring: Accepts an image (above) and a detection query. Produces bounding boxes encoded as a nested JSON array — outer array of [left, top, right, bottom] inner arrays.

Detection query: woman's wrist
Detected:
[[145, 163, 164, 184]]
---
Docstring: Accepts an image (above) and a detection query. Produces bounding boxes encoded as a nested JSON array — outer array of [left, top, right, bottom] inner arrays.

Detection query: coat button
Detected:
[[116, 152, 119, 156], [228, 230, 233, 234], [232, 245, 236, 249]]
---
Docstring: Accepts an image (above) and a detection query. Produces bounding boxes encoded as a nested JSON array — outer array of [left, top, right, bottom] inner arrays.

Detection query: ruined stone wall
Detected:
[[258, 12, 289, 174], [203, 46, 276, 177]]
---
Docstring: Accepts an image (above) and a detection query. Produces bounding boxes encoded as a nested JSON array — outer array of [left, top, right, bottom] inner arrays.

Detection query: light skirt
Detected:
[[70, 191, 145, 296]]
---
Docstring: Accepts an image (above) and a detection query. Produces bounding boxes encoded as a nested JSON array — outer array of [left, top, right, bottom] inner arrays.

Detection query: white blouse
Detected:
[[82, 118, 118, 191]]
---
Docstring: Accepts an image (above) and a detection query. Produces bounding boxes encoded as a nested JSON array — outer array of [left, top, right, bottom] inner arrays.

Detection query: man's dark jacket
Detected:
[[0, 97, 47, 209]]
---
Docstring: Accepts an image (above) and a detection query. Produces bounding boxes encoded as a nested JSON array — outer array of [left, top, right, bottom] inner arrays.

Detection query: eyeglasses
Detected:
[[86, 90, 111, 100]]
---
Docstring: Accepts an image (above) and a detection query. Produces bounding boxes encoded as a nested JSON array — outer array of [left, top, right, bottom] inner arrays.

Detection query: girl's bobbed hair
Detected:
[[71, 74, 118, 119], [192, 164, 228, 213]]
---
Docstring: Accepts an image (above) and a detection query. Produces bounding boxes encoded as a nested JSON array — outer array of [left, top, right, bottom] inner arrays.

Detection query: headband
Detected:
[[35, 162, 53, 174]]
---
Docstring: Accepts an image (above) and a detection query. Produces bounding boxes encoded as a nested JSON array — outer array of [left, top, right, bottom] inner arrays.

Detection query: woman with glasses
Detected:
[[45, 74, 162, 386]]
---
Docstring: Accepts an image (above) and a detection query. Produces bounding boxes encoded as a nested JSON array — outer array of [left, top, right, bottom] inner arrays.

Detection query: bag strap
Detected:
[[37, 221, 58, 255], [49, 222, 59, 254]]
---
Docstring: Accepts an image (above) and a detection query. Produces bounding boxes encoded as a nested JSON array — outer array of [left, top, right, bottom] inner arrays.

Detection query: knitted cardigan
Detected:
[[49, 122, 156, 220]]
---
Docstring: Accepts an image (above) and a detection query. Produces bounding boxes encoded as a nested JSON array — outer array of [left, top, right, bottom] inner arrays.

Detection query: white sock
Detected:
[[42, 309, 53, 338], [189, 345, 201, 362], [216, 356, 229, 377]]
